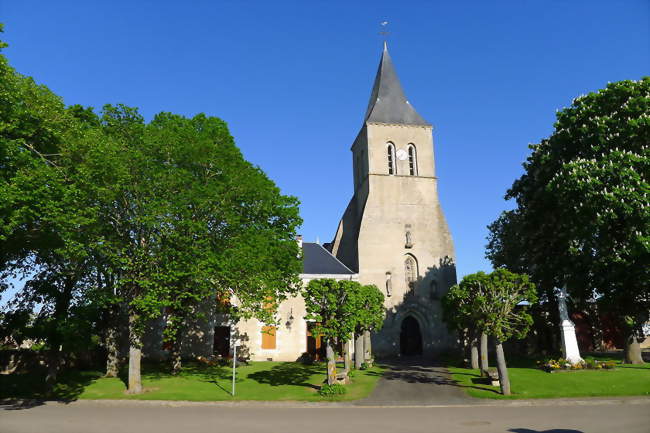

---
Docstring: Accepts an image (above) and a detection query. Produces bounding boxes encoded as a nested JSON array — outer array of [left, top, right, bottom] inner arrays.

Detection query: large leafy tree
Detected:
[[94, 106, 302, 391], [0, 25, 302, 392], [0, 28, 108, 383], [487, 78, 650, 364], [139, 112, 302, 375]]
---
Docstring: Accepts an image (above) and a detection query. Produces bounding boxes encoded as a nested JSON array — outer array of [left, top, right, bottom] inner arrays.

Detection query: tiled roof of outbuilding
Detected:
[[302, 242, 355, 275]]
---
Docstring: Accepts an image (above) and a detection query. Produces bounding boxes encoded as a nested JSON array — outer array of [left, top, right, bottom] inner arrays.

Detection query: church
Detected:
[[146, 43, 457, 362]]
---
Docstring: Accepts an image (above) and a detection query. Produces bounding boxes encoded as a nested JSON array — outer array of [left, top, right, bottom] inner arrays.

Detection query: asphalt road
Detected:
[[356, 360, 474, 405], [1, 399, 649, 433]]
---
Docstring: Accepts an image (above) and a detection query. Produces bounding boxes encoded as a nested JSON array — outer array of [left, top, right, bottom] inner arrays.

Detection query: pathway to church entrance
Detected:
[[355, 358, 474, 406]]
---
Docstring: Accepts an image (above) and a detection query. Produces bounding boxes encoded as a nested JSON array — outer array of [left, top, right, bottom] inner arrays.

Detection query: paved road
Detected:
[[1, 399, 649, 433], [356, 358, 473, 405]]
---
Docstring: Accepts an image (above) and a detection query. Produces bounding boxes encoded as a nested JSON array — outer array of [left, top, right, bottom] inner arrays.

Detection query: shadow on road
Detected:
[[509, 429, 584, 433]]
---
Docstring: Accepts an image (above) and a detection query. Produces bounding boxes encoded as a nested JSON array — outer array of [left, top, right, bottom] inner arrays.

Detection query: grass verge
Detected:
[[447, 354, 650, 399], [1, 361, 385, 402]]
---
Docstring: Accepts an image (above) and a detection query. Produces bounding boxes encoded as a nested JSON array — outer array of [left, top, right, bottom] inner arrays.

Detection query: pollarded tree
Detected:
[[488, 78, 650, 364], [352, 284, 385, 369], [474, 269, 537, 395], [303, 279, 363, 385], [442, 272, 491, 371]]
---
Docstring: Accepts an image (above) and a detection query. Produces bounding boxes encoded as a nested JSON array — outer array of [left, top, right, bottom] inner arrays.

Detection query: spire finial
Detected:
[[379, 20, 389, 46]]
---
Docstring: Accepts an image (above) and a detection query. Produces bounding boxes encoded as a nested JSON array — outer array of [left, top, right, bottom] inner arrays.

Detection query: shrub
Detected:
[[318, 384, 347, 397], [539, 357, 617, 372]]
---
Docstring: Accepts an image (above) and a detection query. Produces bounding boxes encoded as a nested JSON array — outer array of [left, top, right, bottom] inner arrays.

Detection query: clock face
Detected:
[[396, 149, 408, 161]]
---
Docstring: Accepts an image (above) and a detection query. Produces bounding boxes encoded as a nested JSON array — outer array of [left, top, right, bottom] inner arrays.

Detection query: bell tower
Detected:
[[330, 43, 457, 358]]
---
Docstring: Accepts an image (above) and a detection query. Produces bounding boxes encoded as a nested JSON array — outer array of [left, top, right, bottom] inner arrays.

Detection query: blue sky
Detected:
[[2, 0, 649, 283]]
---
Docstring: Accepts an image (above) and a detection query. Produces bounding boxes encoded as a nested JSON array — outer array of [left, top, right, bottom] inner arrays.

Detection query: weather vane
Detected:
[[379, 21, 390, 40]]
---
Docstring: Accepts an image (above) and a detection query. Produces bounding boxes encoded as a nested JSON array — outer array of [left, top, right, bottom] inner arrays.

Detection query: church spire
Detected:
[[364, 43, 429, 126]]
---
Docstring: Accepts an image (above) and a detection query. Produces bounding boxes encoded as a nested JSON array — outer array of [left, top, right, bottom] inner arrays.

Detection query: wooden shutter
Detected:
[[261, 326, 276, 349]]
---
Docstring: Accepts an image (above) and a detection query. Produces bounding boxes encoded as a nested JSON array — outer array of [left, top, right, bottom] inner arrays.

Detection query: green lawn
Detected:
[[448, 354, 650, 399], [0, 361, 385, 402]]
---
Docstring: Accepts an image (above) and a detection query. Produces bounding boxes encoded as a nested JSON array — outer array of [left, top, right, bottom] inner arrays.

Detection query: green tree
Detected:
[[303, 279, 367, 385], [0, 27, 110, 383], [480, 270, 537, 395], [444, 270, 536, 395], [443, 272, 491, 370], [487, 78, 650, 364], [140, 112, 302, 375], [0, 25, 302, 392], [353, 284, 385, 369]]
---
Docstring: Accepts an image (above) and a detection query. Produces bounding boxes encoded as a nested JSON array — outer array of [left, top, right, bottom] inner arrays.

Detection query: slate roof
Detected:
[[364, 42, 430, 126], [302, 242, 355, 275]]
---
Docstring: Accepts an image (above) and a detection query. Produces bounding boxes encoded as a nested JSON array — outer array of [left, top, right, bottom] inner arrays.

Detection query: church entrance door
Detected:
[[400, 316, 423, 356]]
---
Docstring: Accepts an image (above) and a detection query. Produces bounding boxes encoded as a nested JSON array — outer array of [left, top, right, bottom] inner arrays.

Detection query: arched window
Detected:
[[408, 144, 417, 176], [404, 254, 418, 288], [387, 143, 396, 175]]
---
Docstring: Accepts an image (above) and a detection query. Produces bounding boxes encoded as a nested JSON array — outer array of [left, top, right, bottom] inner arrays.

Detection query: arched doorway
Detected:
[[400, 316, 423, 356]]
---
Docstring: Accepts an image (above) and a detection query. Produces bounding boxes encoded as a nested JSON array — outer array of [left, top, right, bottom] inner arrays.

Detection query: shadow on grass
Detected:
[[248, 362, 323, 390], [0, 367, 102, 410]]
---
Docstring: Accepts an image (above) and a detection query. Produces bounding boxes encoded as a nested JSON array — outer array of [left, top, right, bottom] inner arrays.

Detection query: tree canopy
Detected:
[[0, 26, 302, 389], [486, 78, 650, 360]]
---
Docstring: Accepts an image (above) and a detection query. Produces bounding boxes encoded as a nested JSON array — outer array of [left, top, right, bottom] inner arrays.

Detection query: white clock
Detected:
[[396, 149, 408, 161]]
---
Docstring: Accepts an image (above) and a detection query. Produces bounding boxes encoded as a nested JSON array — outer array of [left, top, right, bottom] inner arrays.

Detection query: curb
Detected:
[[3, 396, 650, 409]]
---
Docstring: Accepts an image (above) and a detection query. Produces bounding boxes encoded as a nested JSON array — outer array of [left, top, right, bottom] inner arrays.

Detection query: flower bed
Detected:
[[538, 357, 616, 372]]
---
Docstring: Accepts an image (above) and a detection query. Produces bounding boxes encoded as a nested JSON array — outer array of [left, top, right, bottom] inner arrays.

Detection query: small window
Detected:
[[261, 326, 276, 349], [387, 143, 396, 175], [408, 144, 417, 176]]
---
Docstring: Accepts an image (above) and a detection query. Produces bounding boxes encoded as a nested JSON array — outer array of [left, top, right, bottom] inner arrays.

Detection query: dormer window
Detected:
[[387, 143, 396, 175]]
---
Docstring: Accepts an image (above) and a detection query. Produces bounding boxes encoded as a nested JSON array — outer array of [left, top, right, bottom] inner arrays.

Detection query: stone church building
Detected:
[[146, 44, 456, 362]]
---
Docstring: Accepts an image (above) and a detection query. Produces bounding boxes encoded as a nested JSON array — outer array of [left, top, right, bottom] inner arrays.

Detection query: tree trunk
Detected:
[[46, 277, 74, 386], [127, 312, 143, 394], [45, 346, 61, 386], [171, 347, 182, 375], [354, 333, 364, 369], [480, 332, 489, 375], [326, 340, 336, 385], [470, 333, 479, 370], [171, 326, 183, 375], [363, 330, 372, 366], [495, 341, 511, 396], [105, 325, 120, 378], [343, 337, 352, 372], [624, 333, 644, 364]]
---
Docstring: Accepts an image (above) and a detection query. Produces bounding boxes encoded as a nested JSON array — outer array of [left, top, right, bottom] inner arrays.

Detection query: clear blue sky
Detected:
[[2, 0, 649, 281]]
